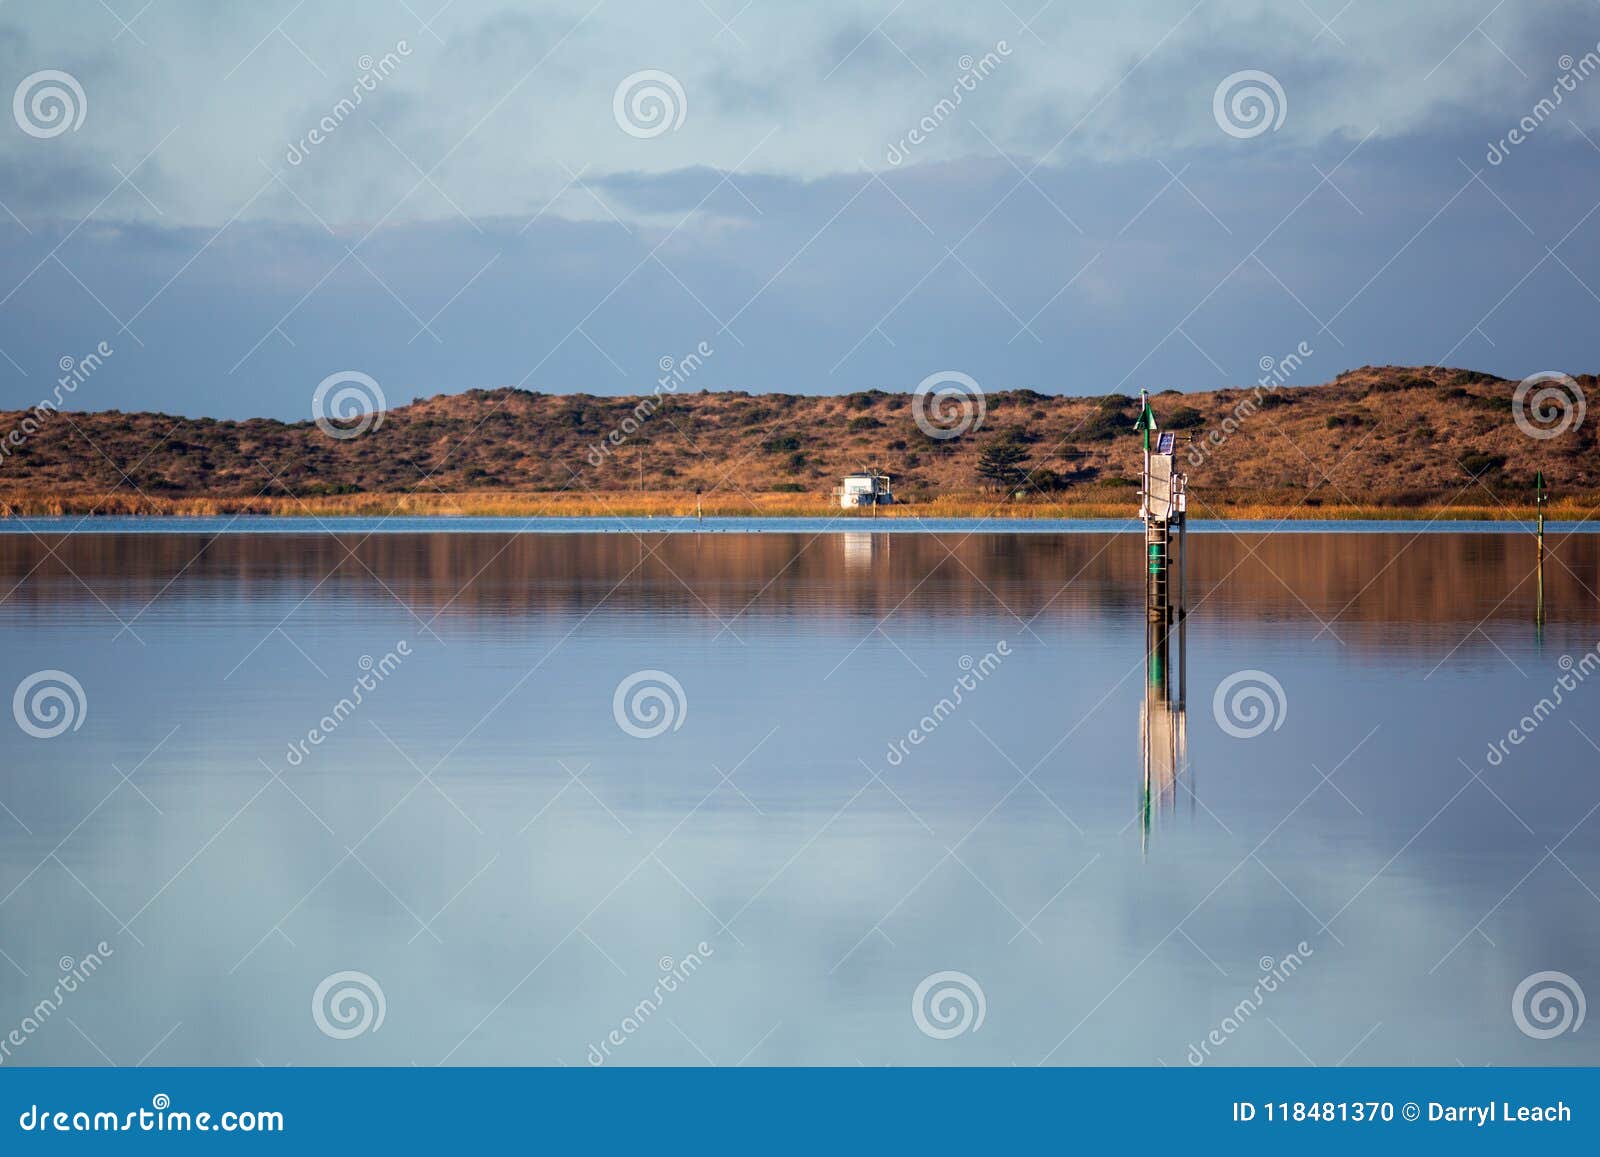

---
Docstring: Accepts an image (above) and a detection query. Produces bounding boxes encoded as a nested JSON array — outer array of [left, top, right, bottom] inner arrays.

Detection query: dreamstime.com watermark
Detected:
[[12, 669, 87, 739], [1512, 371, 1586, 441], [1483, 642, 1600, 767], [17, 1095, 282, 1134], [912, 970, 986, 1039], [912, 370, 986, 440], [612, 669, 688, 738], [886, 42, 1012, 166], [613, 70, 686, 138], [0, 943, 113, 1065], [586, 942, 714, 1064], [283, 641, 411, 766], [586, 341, 713, 467], [1512, 970, 1585, 1039], [286, 41, 412, 165], [1487, 46, 1600, 165], [1211, 669, 1288, 739], [0, 342, 114, 471], [312, 370, 386, 440], [1212, 70, 1286, 139], [1186, 942, 1314, 1064], [883, 642, 1010, 767], [1187, 341, 1311, 468], [12, 69, 86, 138], [312, 970, 386, 1039]]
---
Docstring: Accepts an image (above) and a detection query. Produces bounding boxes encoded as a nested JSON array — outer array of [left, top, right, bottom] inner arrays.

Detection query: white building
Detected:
[[836, 472, 892, 508]]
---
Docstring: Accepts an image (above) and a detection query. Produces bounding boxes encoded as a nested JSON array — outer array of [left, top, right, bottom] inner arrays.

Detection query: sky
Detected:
[[2, 0, 1599, 419]]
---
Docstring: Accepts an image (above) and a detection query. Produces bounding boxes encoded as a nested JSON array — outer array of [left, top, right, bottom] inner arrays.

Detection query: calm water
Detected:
[[1, 523, 1597, 1067]]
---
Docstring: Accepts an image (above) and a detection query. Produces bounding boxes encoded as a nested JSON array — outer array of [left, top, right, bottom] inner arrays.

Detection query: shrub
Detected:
[[1080, 407, 1131, 441], [1366, 375, 1434, 393], [1458, 452, 1506, 477]]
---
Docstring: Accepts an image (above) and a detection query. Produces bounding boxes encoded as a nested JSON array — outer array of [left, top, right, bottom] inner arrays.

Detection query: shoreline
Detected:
[[0, 506, 1591, 524], [0, 490, 1594, 525], [3, 519, 1596, 536]]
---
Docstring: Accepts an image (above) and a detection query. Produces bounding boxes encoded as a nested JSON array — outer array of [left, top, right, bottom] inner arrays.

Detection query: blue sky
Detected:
[[2, 0, 1599, 418]]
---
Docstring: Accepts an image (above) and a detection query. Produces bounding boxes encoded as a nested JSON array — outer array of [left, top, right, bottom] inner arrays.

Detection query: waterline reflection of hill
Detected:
[[1, 531, 1594, 652]]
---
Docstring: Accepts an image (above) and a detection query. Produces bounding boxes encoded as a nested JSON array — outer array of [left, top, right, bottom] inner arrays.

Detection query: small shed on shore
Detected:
[[836, 472, 893, 508]]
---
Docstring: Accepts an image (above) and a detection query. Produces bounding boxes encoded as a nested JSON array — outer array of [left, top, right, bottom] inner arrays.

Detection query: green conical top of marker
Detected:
[[1535, 470, 1546, 495], [1135, 398, 1157, 449]]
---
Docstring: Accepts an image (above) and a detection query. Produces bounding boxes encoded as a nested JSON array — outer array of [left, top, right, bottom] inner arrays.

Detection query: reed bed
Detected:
[[2, 488, 1595, 522]]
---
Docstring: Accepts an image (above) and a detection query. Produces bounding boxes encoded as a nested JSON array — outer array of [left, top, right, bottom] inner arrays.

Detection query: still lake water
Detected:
[[1, 521, 1597, 1066]]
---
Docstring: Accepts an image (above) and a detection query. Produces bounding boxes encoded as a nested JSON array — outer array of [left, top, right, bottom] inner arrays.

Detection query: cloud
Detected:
[[1, 125, 1593, 419], [1, 1, 1596, 418], [2, 0, 1597, 227]]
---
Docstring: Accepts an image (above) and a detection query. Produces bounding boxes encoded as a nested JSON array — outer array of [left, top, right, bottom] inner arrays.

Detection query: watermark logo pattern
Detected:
[[613, 70, 686, 138], [13, 70, 86, 138], [1512, 971, 1585, 1039], [1512, 371, 1586, 440], [1213, 70, 1286, 139], [312, 371, 386, 440], [312, 971, 387, 1039], [612, 669, 688, 738], [13, 669, 87, 738], [911, 971, 986, 1039], [912, 371, 985, 440], [1212, 669, 1287, 739]]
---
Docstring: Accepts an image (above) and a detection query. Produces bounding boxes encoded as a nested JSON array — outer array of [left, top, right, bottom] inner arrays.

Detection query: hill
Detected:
[[0, 365, 1595, 518]]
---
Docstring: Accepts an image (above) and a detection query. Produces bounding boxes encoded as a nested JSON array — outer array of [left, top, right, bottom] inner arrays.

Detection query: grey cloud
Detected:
[[4, 0, 1597, 228], [2, 131, 1593, 420], [1, 1, 1596, 420]]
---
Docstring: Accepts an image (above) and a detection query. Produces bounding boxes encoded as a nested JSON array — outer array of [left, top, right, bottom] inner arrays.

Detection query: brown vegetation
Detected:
[[1, 365, 1595, 519]]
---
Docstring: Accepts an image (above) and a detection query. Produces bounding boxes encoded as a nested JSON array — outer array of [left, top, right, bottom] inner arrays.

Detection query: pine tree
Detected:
[[976, 440, 1030, 490]]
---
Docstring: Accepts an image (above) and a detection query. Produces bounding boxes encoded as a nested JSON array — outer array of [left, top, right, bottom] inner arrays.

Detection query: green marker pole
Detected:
[[1535, 471, 1547, 629]]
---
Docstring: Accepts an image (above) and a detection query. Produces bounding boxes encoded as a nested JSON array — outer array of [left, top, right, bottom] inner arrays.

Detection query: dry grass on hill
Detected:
[[1, 364, 1595, 518]]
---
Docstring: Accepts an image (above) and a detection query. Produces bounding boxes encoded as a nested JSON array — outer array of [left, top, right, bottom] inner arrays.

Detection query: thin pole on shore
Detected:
[[1535, 470, 1547, 632]]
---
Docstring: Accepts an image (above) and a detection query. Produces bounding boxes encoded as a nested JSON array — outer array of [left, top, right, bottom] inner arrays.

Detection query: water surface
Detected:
[[1, 527, 1596, 1066]]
